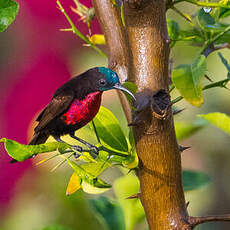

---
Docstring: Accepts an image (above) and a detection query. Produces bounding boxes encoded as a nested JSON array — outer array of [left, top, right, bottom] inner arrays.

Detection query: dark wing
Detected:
[[34, 92, 74, 132]]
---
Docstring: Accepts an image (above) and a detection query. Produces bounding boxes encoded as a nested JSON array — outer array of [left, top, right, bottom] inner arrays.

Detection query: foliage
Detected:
[[0, 0, 19, 32]]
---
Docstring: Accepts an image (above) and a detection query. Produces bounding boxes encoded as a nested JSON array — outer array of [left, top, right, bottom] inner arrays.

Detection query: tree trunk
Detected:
[[93, 0, 190, 229]]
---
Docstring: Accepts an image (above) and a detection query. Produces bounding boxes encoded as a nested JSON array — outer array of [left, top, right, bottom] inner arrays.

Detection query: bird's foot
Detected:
[[90, 146, 99, 155], [71, 145, 83, 152]]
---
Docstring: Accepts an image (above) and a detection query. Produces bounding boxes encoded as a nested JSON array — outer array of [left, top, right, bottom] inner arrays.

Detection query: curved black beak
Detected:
[[113, 83, 136, 101]]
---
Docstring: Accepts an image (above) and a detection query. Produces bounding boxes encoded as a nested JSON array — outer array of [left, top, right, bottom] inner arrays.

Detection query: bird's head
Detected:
[[96, 67, 135, 100]]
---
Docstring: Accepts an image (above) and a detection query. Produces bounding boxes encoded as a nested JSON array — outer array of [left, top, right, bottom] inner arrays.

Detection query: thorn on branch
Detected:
[[179, 145, 190, 153], [173, 107, 185, 115], [126, 193, 141, 199]]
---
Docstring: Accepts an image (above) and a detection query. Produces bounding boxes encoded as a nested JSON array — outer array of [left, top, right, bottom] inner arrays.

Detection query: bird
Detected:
[[29, 67, 135, 158]]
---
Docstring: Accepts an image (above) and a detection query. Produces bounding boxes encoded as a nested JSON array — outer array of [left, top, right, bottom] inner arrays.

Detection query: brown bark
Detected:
[[92, 0, 230, 229], [124, 0, 189, 229], [93, 0, 189, 229]]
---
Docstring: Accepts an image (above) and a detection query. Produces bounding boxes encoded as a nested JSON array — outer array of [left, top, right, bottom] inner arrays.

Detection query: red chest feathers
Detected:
[[61, 91, 102, 126]]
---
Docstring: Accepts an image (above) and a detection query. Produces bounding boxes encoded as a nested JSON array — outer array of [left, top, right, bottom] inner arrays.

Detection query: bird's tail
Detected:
[[29, 132, 49, 145]]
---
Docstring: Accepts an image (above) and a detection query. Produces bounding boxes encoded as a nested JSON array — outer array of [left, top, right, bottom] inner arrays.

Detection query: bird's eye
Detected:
[[99, 79, 106, 86]]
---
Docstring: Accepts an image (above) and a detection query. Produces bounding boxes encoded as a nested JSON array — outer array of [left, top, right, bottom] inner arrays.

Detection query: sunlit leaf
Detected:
[[67, 159, 111, 190], [122, 130, 138, 169], [172, 55, 207, 107], [0, 138, 69, 162], [0, 0, 19, 32], [81, 182, 110, 194], [114, 174, 145, 230], [198, 112, 230, 135], [89, 196, 125, 230], [90, 106, 128, 152], [175, 119, 206, 141], [182, 170, 211, 191], [88, 34, 105, 45], [167, 19, 180, 47], [66, 172, 82, 195]]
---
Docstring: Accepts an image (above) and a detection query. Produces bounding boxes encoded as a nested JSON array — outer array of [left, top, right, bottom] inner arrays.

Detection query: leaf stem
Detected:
[[56, 0, 107, 57], [200, 25, 230, 55], [91, 120, 101, 144]]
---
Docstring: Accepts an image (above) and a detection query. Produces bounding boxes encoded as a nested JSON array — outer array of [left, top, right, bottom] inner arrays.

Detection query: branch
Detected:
[[57, 0, 106, 57], [123, 0, 189, 228], [188, 214, 230, 228], [92, 0, 132, 123]]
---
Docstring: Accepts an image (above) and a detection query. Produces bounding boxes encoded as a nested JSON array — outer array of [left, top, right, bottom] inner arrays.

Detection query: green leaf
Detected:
[[0, 138, 69, 162], [198, 112, 230, 135], [42, 225, 73, 230], [114, 174, 145, 230], [182, 170, 211, 191], [90, 106, 128, 152], [175, 119, 206, 141], [198, 8, 215, 27], [122, 82, 138, 103], [89, 196, 125, 230], [122, 130, 138, 169], [167, 19, 180, 47], [172, 55, 207, 107], [0, 0, 19, 32], [67, 159, 111, 189], [219, 2, 230, 18]]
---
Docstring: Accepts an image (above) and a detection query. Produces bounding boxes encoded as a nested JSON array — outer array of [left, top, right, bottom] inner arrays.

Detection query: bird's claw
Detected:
[[72, 145, 83, 152], [90, 146, 99, 155]]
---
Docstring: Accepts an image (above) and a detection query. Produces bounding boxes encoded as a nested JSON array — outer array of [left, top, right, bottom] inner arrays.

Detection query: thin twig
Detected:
[[57, 0, 107, 57], [188, 214, 230, 227]]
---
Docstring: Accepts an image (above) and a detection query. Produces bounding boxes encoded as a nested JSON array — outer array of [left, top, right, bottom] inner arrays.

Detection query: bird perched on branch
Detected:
[[29, 67, 135, 158]]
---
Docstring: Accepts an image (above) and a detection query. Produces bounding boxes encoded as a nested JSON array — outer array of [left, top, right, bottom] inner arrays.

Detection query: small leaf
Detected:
[[172, 55, 207, 107], [89, 196, 125, 230], [0, 0, 19, 32], [122, 130, 138, 169], [90, 106, 128, 152], [67, 159, 111, 190], [66, 172, 82, 195], [182, 170, 211, 191], [0, 138, 69, 161], [88, 34, 105, 45], [81, 181, 110, 194], [198, 112, 230, 135], [167, 19, 180, 47], [198, 8, 215, 27], [175, 119, 206, 141]]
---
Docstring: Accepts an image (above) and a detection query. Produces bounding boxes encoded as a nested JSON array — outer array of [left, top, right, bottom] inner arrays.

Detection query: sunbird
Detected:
[[29, 67, 135, 157]]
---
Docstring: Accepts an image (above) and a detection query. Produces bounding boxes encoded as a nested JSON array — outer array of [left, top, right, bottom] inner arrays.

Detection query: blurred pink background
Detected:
[[0, 0, 101, 216]]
